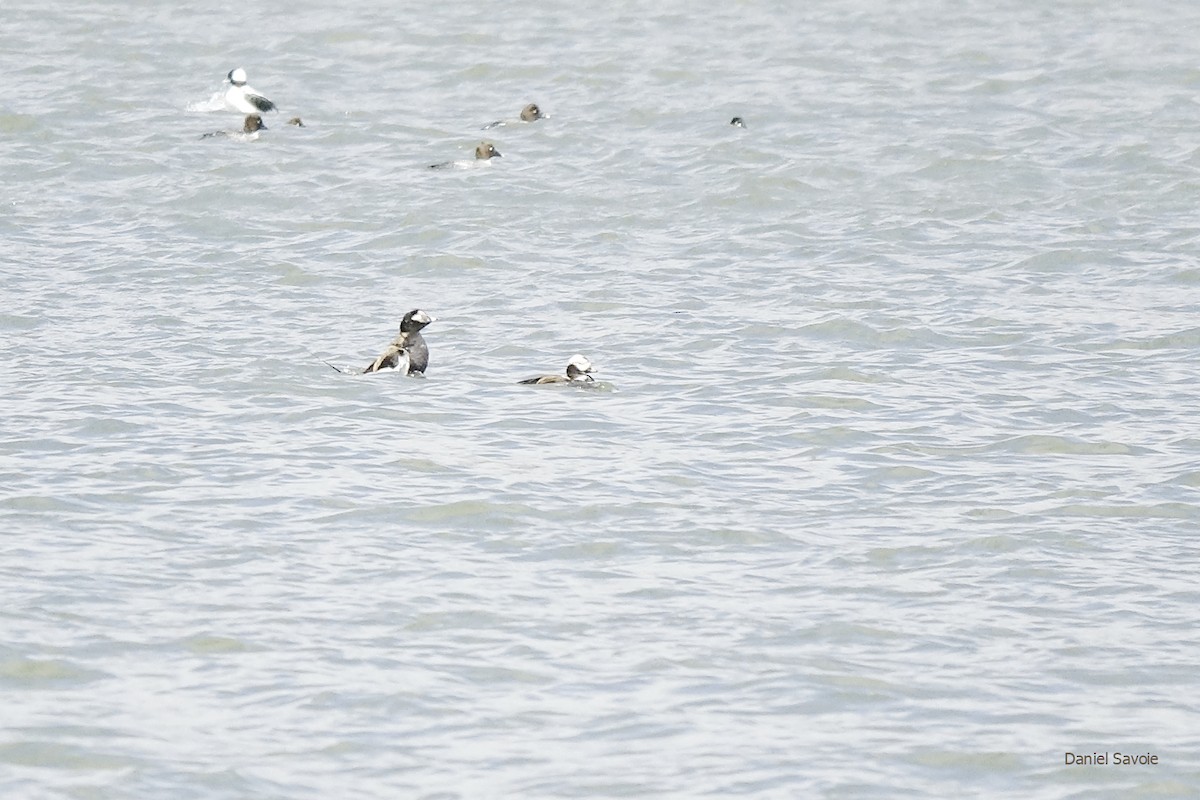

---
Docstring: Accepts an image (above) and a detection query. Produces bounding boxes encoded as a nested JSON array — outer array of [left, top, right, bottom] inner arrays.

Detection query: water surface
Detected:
[[2, 0, 1199, 797]]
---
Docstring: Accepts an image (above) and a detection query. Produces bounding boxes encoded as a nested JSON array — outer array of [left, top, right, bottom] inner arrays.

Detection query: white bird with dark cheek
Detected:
[[224, 68, 277, 115], [518, 355, 596, 385]]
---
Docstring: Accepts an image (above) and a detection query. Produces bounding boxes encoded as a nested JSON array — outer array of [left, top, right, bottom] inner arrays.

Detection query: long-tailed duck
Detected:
[[429, 141, 502, 169], [518, 354, 595, 385], [225, 68, 277, 115], [363, 309, 435, 375], [200, 114, 266, 139], [483, 103, 545, 129]]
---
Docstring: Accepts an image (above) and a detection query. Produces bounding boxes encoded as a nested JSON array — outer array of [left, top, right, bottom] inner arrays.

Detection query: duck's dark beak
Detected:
[[493, 150, 503, 158]]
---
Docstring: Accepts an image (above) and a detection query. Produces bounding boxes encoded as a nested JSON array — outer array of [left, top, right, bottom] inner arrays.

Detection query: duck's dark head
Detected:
[[400, 309, 435, 333], [475, 141, 502, 160], [520, 103, 543, 122]]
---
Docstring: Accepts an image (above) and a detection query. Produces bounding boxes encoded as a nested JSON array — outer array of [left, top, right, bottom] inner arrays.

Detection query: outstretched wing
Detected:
[[364, 345, 409, 374]]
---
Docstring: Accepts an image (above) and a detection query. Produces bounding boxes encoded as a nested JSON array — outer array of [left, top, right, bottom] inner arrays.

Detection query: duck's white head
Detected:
[[227, 67, 248, 86], [566, 354, 595, 381]]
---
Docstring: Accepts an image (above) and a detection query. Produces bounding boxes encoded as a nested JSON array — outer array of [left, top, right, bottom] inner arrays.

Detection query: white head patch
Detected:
[[567, 354, 593, 373]]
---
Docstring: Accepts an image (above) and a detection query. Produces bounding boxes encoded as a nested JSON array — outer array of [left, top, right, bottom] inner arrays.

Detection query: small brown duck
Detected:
[[429, 141, 502, 169], [483, 103, 545, 129], [200, 114, 266, 139]]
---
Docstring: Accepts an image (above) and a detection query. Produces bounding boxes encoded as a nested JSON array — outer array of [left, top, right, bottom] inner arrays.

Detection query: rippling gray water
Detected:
[[3, 0, 1199, 797]]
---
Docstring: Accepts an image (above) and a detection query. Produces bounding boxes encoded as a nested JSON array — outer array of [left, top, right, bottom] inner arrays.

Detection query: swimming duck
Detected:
[[730, 116, 746, 128], [518, 354, 595, 385], [200, 114, 266, 139], [483, 103, 545, 129], [225, 68, 277, 114], [363, 309, 435, 375], [429, 141, 502, 169]]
